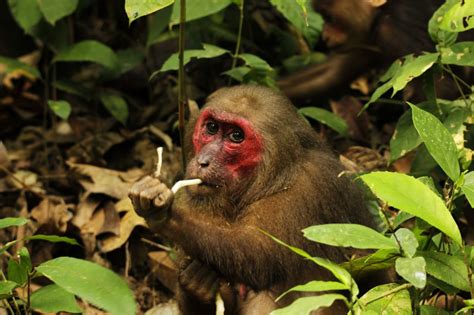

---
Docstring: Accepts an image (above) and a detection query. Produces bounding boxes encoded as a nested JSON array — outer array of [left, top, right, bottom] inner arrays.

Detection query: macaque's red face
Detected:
[[187, 108, 263, 194]]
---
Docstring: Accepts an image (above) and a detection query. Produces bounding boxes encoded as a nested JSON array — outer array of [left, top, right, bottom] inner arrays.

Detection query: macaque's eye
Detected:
[[229, 128, 245, 143], [206, 121, 219, 135]]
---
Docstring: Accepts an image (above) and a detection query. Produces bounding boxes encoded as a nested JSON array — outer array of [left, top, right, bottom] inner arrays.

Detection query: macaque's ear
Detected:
[[368, 0, 387, 7], [188, 99, 200, 120]]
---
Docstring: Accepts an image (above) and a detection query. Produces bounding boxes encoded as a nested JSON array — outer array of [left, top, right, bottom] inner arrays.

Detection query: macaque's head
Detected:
[[185, 85, 322, 203], [312, 0, 386, 47]]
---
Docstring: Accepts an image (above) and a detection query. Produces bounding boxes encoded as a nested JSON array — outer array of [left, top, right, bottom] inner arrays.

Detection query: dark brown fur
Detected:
[[130, 85, 373, 314]]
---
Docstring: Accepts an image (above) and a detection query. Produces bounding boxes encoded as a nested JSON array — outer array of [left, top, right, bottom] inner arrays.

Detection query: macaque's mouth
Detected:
[[201, 181, 222, 189]]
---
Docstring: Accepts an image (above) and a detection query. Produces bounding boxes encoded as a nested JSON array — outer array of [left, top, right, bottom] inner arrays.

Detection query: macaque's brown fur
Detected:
[[130, 85, 373, 314], [278, 0, 462, 101]]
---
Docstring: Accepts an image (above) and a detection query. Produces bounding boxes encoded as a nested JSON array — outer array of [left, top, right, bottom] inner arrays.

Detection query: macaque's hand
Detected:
[[129, 176, 173, 226], [179, 258, 219, 304]]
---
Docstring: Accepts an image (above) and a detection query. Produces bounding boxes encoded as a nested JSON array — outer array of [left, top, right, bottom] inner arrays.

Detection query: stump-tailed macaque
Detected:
[[278, 0, 447, 101], [129, 85, 373, 314]]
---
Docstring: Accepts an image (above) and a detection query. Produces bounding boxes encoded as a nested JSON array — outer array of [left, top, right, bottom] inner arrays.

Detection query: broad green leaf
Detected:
[[439, 0, 474, 32], [37, 0, 79, 25], [170, 0, 232, 25], [269, 0, 323, 46], [410, 145, 438, 176], [99, 92, 129, 125], [392, 228, 418, 258], [303, 224, 398, 250], [8, 259, 27, 285], [125, 0, 174, 24], [54, 40, 120, 70], [222, 66, 251, 82], [391, 54, 439, 95], [420, 305, 450, 315], [36, 257, 136, 315], [360, 172, 462, 245], [363, 80, 393, 109], [271, 294, 346, 315], [238, 53, 273, 71], [18, 247, 32, 274], [116, 48, 145, 75], [354, 283, 412, 315], [299, 107, 348, 136], [7, 0, 42, 33], [157, 44, 229, 73], [48, 100, 71, 120], [341, 249, 399, 277], [147, 6, 173, 46], [262, 231, 355, 293], [27, 234, 79, 245], [440, 42, 474, 67], [31, 284, 82, 313], [410, 104, 460, 181], [428, 0, 459, 46], [390, 109, 421, 161], [0, 56, 41, 79], [277, 281, 347, 301], [462, 171, 474, 207], [419, 251, 470, 292], [0, 217, 28, 229], [395, 257, 426, 289], [0, 281, 18, 296], [53, 80, 91, 100]]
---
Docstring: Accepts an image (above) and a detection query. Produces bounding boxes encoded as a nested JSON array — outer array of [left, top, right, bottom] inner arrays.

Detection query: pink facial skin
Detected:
[[192, 108, 263, 179]]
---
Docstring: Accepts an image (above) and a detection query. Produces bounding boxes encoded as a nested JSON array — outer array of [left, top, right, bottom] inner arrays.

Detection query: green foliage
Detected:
[[47, 100, 72, 120], [125, 0, 174, 24], [0, 56, 41, 79], [438, 0, 474, 32], [30, 284, 82, 313], [271, 294, 346, 315], [298, 107, 348, 136], [0, 217, 28, 229], [99, 91, 129, 125], [170, 0, 232, 25], [354, 284, 412, 314], [37, 257, 137, 315], [37, 0, 79, 25], [53, 40, 120, 70]]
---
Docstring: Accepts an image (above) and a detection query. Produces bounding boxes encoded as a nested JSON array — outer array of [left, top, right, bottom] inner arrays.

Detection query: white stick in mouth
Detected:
[[154, 147, 163, 178], [171, 179, 202, 194]]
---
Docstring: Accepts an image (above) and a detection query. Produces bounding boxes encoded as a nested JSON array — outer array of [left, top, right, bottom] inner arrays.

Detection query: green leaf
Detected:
[[18, 247, 32, 274], [157, 44, 229, 73], [428, 0, 459, 46], [391, 54, 439, 96], [420, 305, 451, 315], [116, 48, 145, 75], [262, 231, 356, 293], [395, 257, 426, 289], [222, 66, 251, 82], [392, 228, 418, 258], [299, 107, 348, 136], [269, 0, 323, 46], [125, 0, 174, 24], [271, 294, 346, 315], [146, 6, 173, 47], [439, 0, 474, 32], [419, 251, 470, 292], [389, 109, 421, 161], [277, 281, 347, 301], [0, 56, 41, 79], [31, 284, 82, 313], [360, 172, 462, 245], [170, 0, 232, 25], [410, 104, 460, 181], [48, 100, 71, 120], [341, 249, 399, 277], [462, 171, 474, 207], [27, 234, 79, 245], [0, 217, 28, 229], [7, 0, 42, 33], [36, 257, 136, 315], [0, 281, 18, 296], [8, 259, 27, 285], [37, 0, 79, 25], [238, 53, 273, 72], [354, 283, 412, 314], [99, 91, 129, 125], [54, 40, 120, 70], [440, 42, 474, 67], [303, 224, 398, 250]]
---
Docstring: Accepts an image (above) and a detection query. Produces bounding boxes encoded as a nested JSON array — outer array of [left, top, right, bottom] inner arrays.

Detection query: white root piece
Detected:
[[154, 147, 163, 178], [171, 179, 202, 194]]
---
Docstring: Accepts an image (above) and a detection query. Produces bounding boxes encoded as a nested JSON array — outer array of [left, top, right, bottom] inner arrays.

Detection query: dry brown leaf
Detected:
[[0, 141, 10, 168], [98, 201, 120, 236], [99, 198, 147, 252], [72, 194, 100, 229], [31, 197, 72, 233], [68, 162, 132, 199], [342, 146, 387, 172]]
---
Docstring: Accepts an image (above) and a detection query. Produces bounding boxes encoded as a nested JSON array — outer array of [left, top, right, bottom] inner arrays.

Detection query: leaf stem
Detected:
[[178, 0, 187, 170], [230, 0, 245, 71]]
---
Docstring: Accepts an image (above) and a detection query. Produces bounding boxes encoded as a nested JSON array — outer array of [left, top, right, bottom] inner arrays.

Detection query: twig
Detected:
[[178, 0, 187, 170], [154, 147, 163, 178], [171, 179, 202, 194]]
